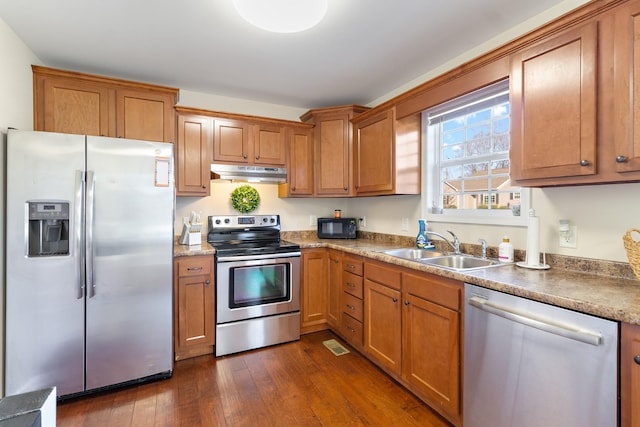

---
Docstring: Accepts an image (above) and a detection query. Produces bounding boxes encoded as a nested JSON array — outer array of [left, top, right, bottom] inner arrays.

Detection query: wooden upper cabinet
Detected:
[[613, 0, 640, 174], [301, 105, 370, 197], [353, 108, 421, 196], [213, 118, 252, 164], [279, 125, 314, 197], [212, 116, 286, 167], [39, 75, 113, 136], [116, 89, 176, 142], [33, 65, 178, 143], [254, 123, 286, 165], [510, 22, 598, 183], [175, 110, 213, 197], [354, 109, 394, 194]]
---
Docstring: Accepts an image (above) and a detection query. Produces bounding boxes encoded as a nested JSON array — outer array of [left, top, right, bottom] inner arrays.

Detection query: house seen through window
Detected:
[[424, 79, 527, 225]]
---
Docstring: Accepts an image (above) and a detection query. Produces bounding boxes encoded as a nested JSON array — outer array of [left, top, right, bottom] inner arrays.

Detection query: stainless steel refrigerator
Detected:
[[5, 129, 175, 398]]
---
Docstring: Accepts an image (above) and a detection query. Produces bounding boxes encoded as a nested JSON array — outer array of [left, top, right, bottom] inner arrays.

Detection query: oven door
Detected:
[[216, 252, 301, 324]]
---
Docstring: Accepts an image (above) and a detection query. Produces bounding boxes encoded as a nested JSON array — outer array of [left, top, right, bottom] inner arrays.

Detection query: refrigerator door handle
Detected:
[[86, 170, 96, 298], [74, 170, 85, 299]]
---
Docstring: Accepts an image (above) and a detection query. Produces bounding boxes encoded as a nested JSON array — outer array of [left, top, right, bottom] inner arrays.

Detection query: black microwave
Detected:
[[317, 218, 357, 239]]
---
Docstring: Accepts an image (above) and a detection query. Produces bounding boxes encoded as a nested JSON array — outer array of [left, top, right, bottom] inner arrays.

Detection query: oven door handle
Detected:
[[217, 251, 301, 262]]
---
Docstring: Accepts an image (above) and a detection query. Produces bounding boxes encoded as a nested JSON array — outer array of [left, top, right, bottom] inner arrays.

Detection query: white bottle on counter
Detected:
[[498, 235, 514, 263]]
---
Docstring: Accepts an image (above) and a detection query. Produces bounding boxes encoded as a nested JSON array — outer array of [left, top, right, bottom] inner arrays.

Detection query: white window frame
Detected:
[[421, 80, 530, 226]]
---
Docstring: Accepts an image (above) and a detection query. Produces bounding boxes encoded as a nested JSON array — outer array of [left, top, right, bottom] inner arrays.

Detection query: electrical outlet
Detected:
[[309, 215, 317, 227], [559, 225, 577, 248], [401, 217, 409, 231], [359, 216, 366, 228]]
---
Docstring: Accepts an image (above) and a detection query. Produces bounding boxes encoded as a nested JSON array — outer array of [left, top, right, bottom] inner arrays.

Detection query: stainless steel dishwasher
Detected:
[[464, 283, 618, 427]]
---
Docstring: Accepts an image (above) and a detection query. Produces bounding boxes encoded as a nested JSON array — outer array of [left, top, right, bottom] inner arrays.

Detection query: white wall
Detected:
[[0, 15, 42, 397]]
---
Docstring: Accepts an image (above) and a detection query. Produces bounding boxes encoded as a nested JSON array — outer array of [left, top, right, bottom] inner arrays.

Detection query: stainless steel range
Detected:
[[208, 214, 301, 357]]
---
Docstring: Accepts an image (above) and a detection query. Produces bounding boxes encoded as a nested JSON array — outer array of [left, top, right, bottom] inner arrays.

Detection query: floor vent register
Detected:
[[322, 339, 350, 356]]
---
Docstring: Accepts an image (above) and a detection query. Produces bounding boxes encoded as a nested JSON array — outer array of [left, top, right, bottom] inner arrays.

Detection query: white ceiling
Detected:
[[0, 0, 568, 109]]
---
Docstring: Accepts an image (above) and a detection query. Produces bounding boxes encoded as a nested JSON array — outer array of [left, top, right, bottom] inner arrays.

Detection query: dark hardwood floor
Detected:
[[57, 330, 452, 426]]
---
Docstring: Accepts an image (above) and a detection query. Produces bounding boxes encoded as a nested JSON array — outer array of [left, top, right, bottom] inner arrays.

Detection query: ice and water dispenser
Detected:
[[27, 201, 70, 256]]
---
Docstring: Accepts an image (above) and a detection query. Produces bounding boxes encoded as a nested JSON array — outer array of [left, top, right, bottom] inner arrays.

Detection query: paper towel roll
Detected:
[[526, 209, 540, 266]]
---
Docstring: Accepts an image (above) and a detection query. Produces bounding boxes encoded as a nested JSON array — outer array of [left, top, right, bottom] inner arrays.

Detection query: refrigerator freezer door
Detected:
[[84, 136, 174, 390], [5, 130, 86, 396]]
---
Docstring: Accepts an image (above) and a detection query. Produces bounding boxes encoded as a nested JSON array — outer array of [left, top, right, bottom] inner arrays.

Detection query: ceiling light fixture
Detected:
[[233, 0, 328, 34]]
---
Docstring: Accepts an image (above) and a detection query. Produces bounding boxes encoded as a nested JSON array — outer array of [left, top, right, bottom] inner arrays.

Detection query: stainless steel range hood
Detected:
[[210, 163, 287, 183]]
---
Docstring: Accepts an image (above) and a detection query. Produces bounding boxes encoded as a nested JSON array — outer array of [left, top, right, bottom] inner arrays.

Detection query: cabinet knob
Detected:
[[404, 300, 410, 306], [343, 186, 348, 191], [634, 355, 640, 365], [256, 155, 260, 160], [292, 186, 296, 191], [580, 159, 590, 166], [392, 297, 398, 303], [205, 280, 210, 285], [243, 154, 248, 159], [616, 155, 628, 163]]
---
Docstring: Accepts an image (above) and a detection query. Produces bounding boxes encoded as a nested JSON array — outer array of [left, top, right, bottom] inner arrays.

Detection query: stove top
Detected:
[[207, 214, 300, 257]]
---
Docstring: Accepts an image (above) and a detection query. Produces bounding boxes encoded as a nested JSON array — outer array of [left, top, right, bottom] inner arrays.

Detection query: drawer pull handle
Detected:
[[346, 304, 355, 311], [634, 355, 640, 365], [346, 326, 355, 333], [346, 282, 356, 288], [187, 267, 203, 271], [346, 264, 355, 270]]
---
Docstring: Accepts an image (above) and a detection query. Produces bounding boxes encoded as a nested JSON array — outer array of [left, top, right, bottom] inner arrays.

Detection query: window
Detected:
[[423, 80, 529, 225]]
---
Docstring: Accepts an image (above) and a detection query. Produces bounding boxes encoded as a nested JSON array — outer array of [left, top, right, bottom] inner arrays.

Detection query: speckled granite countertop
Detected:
[[174, 233, 640, 325]]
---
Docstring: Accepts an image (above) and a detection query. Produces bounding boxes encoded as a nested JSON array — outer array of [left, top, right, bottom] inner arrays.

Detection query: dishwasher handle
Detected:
[[468, 296, 604, 346]]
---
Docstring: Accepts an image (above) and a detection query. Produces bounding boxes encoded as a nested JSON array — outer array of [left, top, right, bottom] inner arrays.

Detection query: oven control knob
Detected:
[[263, 217, 268, 223], [270, 217, 276, 223], [224, 218, 230, 224], [215, 219, 221, 225]]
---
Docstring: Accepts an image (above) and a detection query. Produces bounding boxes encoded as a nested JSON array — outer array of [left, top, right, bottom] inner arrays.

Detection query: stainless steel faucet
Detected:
[[478, 238, 487, 259], [425, 230, 461, 254]]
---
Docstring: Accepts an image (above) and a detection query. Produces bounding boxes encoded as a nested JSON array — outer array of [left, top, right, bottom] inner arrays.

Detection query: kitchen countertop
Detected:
[[174, 235, 640, 326]]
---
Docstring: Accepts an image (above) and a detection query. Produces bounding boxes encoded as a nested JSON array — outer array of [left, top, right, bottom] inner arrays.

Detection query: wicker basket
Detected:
[[623, 229, 640, 280]]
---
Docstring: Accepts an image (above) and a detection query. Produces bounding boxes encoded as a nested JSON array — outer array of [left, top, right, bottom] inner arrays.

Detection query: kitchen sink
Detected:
[[418, 254, 505, 271], [382, 248, 447, 260]]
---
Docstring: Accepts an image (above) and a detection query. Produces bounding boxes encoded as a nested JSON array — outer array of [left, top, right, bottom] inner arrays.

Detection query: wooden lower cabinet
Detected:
[[402, 272, 462, 426], [173, 256, 215, 360], [364, 261, 402, 376], [340, 254, 365, 350], [621, 322, 640, 427], [301, 249, 329, 334], [326, 249, 343, 329], [362, 258, 462, 427]]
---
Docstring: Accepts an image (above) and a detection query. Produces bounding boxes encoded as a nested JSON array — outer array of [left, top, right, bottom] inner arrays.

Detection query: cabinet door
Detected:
[[621, 322, 640, 427], [326, 250, 342, 328], [614, 1, 640, 174], [176, 114, 212, 197], [116, 89, 176, 142], [402, 291, 460, 422], [287, 127, 314, 196], [354, 110, 394, 195], [213, 118, 252, 163], [316, 115, 351, 195], [40, 77, 113, 137], [510, 22, 598, 181], [254, 123, 286, 165], [364, 279, 402, 376], [301, 249, 328, 332]]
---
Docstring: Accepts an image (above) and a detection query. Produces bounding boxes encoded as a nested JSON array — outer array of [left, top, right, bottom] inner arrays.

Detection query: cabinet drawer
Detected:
[[341, 313, 363, 347], [342, 271, 363, 298], [403, 272, 461, 311], [343, 256, 364, 276], [177, 256, 213, 277], [365, 261, 401, 290], [343, 291, 363, 321]]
